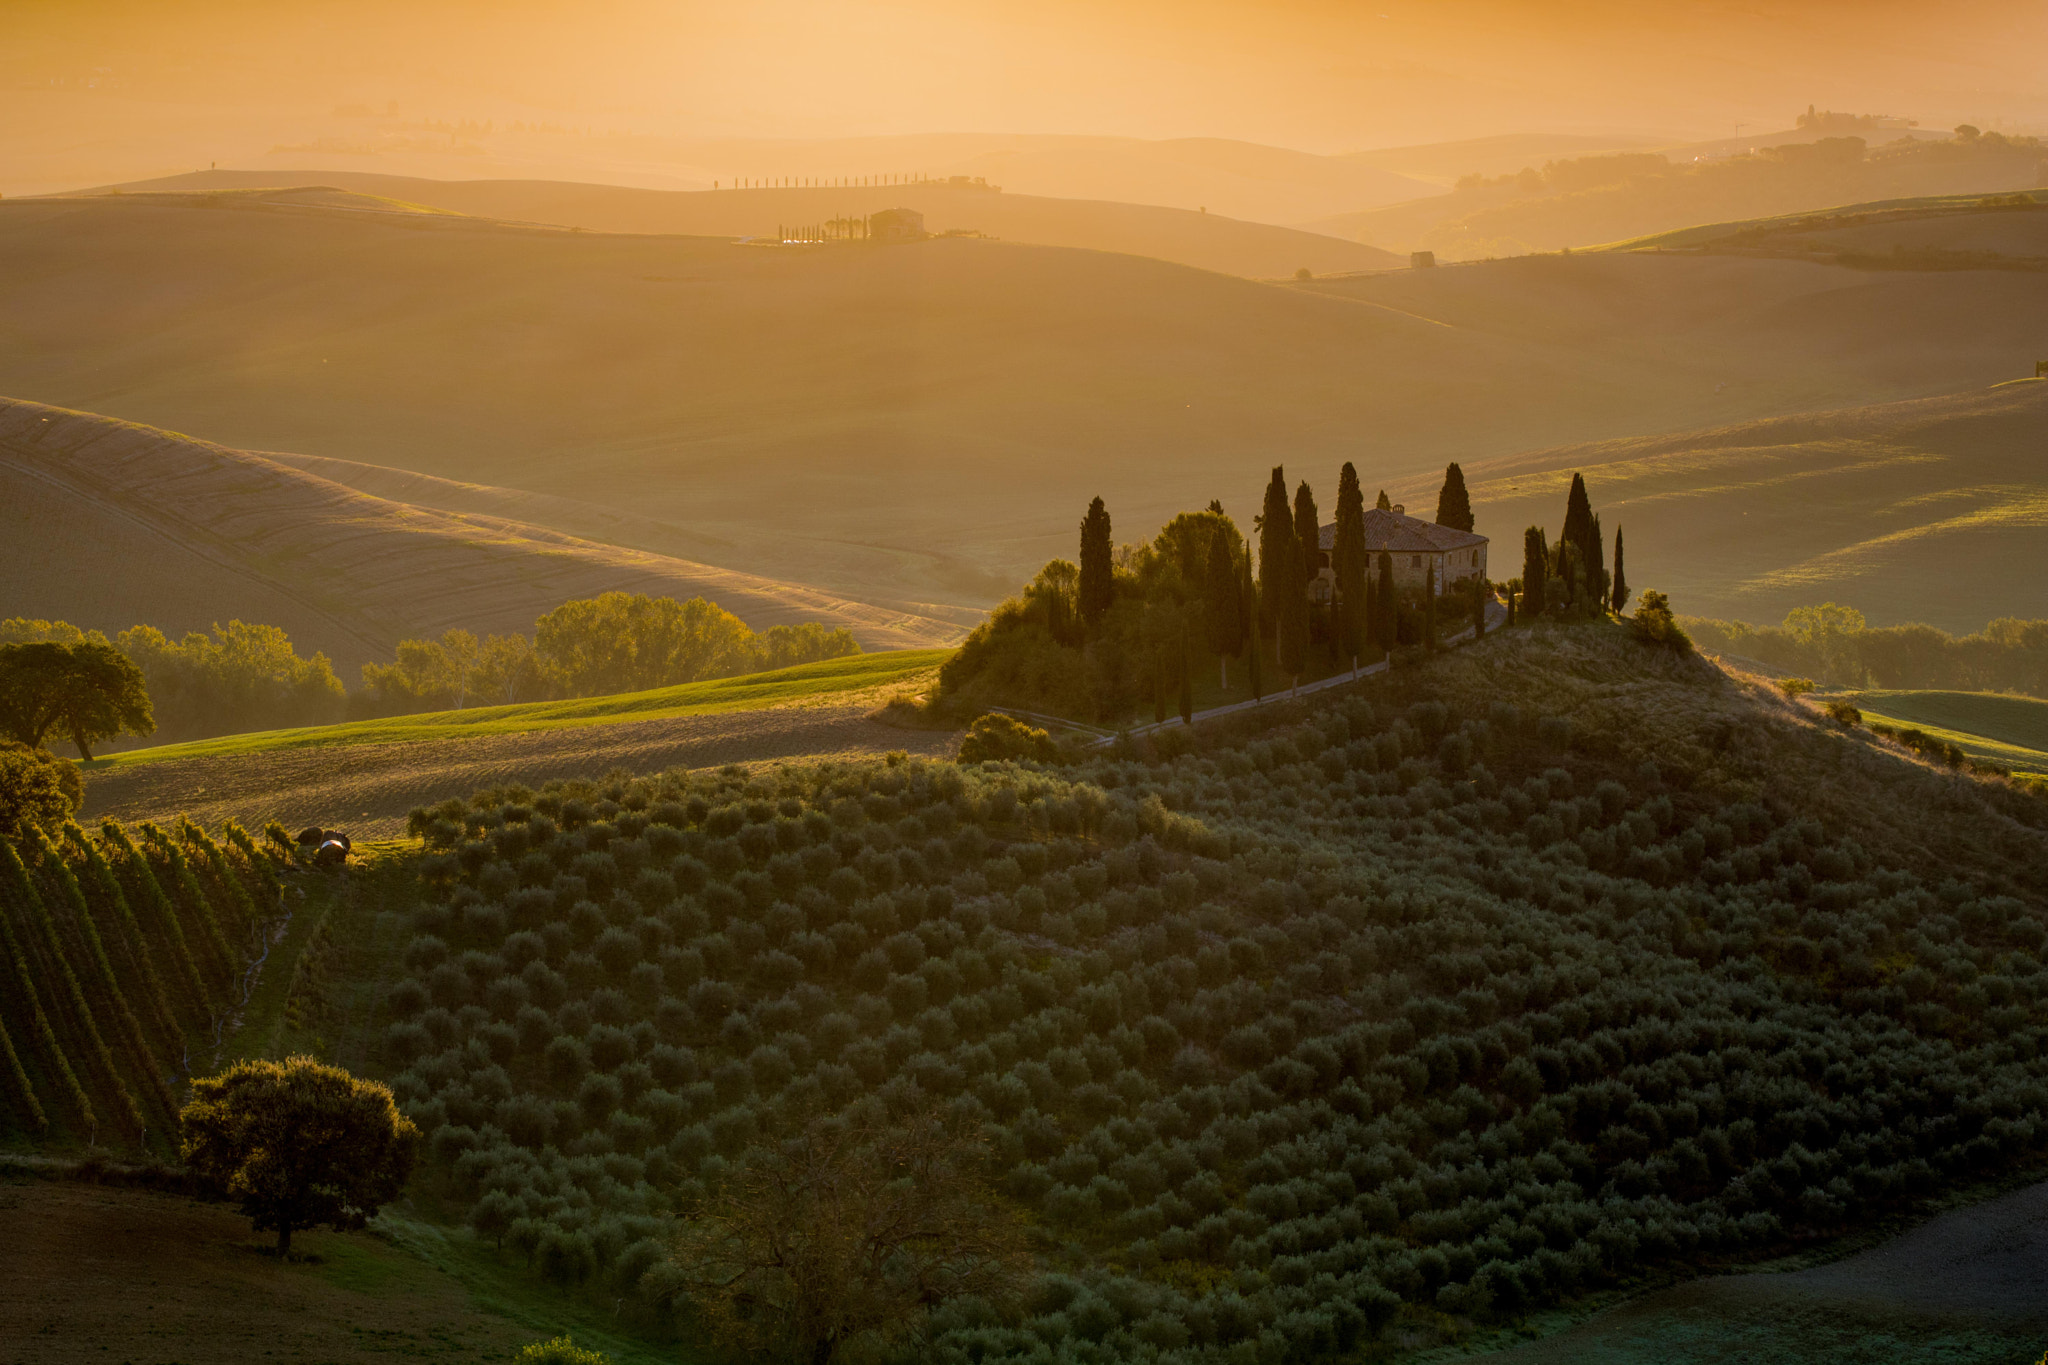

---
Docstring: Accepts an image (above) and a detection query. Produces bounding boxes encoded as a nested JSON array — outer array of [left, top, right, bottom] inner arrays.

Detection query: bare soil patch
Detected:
[[0, 1176, 526, 1365], [83, 703, 962, 840]]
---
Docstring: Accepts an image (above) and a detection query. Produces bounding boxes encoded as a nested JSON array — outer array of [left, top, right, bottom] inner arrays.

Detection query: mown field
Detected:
[[1847, 691, 2048, 777]]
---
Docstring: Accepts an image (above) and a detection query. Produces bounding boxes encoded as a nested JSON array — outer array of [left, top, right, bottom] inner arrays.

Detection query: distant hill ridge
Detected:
[[77, 169, 1407, 280], [0, 398, 963, 676]]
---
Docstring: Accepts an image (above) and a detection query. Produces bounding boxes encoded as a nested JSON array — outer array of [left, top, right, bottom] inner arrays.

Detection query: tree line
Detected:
[[1685, 605, 2048, 696], [0, 593, 861, 755]]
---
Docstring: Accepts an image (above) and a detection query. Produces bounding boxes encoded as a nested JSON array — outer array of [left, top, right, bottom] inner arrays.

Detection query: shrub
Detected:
[[1777, 677, 1816, 699], [515, 1337, 612, 1365], [1825, 699, 1862, 727], [958, 713, 1060, 765]]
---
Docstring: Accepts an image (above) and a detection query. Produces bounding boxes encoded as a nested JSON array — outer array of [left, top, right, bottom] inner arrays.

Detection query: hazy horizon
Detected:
[[7, 0, 2045, 196]]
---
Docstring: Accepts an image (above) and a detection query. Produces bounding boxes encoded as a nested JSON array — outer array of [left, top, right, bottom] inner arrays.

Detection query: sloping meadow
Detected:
[[379, 627, 2048, 1361]]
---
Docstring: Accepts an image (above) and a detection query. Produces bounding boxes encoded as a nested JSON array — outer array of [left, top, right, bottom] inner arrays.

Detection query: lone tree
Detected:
[[1204, 527, 1243, 688], [1076, 498, 1115, 633], [1611, 526, 1631, 615], [0, 641, 154, 760], [671, 1111, 1027, 1365], [1332, 463, 1368, 671], [1521, 527, 1549, 618], [1255, 467, 1293, 637], [1434, 462, 1474, 532], [180, 1056, 419, 1256]]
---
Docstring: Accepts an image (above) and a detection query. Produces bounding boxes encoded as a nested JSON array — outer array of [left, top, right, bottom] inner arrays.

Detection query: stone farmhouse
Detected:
[[1313, 504, 1487, 603]]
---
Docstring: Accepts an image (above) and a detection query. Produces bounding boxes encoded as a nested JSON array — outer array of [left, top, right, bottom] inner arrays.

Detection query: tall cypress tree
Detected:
[[1204, 529, 1244, 688], [1522, 527, 1549, 618], [1589, 514, 1608, 615], [1293, 481, 1321, 577], [1376, 551, 1396, 653], [1611, 527, 1631, 615], [1077, 497, 1114, 633], [1276, 532, 1308, 692], [1256, 468, 1292, 637], [1424, 563, 1438, 650], [1333, 463, 1368, 671], [1241, 556, 1263, 701], [1435, 463, 1474, 532], [1559, 473, 1593, 603], [1376, 489, 1392, 511]]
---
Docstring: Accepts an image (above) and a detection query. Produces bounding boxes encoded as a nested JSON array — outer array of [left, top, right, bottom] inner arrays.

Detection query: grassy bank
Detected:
[[84, 649, 950, 771], [1847, 689, 2048, 776]]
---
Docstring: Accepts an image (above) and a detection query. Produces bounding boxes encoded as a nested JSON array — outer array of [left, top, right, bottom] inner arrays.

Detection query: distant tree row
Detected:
[[354, 595, 860, 717], [941, 463, 1490, 723], [1, 593, 861, 753], [1686, 606, 2048, 695]]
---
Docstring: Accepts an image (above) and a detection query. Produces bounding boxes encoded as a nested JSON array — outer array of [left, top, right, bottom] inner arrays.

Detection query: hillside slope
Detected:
[[1375, 382, 2048, 631], [0, 398, 961, 676], [2, 192, 2037, 617], [87, 170, 1407, 280]]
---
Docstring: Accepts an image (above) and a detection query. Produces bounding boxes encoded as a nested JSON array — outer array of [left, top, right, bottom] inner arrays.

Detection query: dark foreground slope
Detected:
[[1377, 381, 2048, 632], [0, 397, 960, 676], [218, 618, 2048, 1361]]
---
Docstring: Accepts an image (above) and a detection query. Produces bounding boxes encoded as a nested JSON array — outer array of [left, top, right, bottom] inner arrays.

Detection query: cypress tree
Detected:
[[1434, 463, 1474, 532], [1333, 463, 1369, 671], [1256, 468, 1292, 637], [1293, 481, 1321, 580], [1424, 563, 1438, 650], [1559, 472, 1593, 603], [1611, 527, 1631, 615], [1376, 489, 1392, 511], [1376, 551, 1396, 653], [1204, 528, 1243, 689], [1522, 527, 1549, 618], [1277, 529, 1307, 692], [1473, 579, 1488, 639], [1589, 513, 1608, 614], [1077, 498, 1115, 634], [1177, 621, 1194, 725], [1241, 557, 1263, 701]]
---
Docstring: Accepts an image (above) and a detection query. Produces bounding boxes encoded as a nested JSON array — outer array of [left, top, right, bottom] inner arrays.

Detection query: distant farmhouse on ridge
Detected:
[[1314, 504, 1487, 603]]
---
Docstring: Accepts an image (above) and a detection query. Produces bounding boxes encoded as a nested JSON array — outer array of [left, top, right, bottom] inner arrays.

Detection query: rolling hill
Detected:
[[1309, 133, 2048, 258], [2, 188, 2040, 621], [1373, 382, 2048, 632], [0, 396, 962, 677], [83, 170, 1407, 281], [1848, 691, 2048, 776]]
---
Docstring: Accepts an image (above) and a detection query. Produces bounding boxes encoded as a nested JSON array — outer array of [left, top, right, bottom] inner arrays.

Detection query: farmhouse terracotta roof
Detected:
[[1318, 508, 1487, 554]]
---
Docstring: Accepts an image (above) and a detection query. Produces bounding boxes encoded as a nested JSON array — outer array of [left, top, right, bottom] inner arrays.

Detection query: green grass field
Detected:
[[1846, 689, 2048, 776], [85, 649, 949, 771]]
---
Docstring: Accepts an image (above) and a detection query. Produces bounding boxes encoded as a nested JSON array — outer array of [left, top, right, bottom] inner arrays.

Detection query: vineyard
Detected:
[[0, 818, 284, 1155], [367, 622, 2048, 1359]]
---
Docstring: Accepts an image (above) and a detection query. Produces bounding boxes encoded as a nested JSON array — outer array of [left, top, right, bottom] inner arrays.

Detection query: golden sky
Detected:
[[10, 0, 2044, 149]]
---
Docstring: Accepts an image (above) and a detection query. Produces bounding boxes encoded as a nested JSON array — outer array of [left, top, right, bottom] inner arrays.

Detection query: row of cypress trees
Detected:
[[1518, 473, 1629, 621], [0, 819, 280, 1152]]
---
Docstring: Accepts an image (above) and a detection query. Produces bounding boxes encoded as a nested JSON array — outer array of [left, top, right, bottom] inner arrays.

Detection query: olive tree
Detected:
[[671, 1110, 1027, 1365]]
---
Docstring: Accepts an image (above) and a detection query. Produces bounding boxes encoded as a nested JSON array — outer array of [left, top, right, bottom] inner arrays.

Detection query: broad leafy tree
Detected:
[[671, 1111, 1026, 1365], [0, 741, 82, 840], [0, 642, 154, 759], [1204, 528, 1244, 687], [181, 1056, 419, 1256]]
